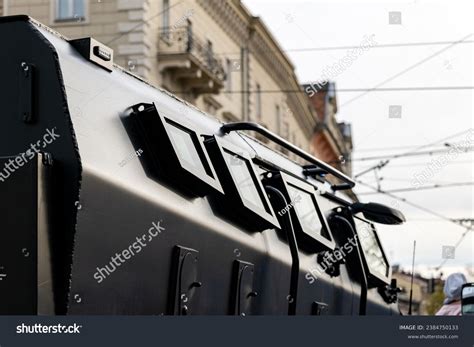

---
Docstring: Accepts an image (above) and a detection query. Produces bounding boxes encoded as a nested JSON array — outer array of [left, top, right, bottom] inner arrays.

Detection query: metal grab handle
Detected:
[[220, 122, 355, 189]]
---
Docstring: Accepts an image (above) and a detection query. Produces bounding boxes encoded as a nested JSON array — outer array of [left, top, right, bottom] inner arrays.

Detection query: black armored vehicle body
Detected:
[[0, 16, 404, 315]]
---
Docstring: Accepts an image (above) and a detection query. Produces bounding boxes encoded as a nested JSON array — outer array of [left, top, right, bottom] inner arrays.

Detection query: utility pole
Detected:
[[408, 240, 417, 315]]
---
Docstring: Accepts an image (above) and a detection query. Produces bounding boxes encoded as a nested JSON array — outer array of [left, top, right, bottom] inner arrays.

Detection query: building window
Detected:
[[281, 119, 290, 140], [276, 104, 289, 139], [163, 0, 170, 27], [276, 105, 280, 133], [206, 40, 214, 68], [291, 132, 300, 160], [161, 0, 172, 41], [256, 83, 262, 120], [55, 0, 86, 22]]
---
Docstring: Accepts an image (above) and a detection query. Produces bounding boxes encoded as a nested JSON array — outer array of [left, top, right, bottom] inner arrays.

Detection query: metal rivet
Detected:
[[75, 201, 82, 210], [73, 294, 82, 303]]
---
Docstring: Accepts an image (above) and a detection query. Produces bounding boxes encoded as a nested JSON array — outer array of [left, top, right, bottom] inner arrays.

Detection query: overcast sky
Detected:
[[242, 0, 473, 277]]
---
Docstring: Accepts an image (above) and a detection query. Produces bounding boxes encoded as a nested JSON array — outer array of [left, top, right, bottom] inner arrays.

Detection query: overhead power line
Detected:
[[352, 129, 474, 163], [357, 182, 474, 195], [436, 228, 472, 269], [387, 129, 473, 159], [355, 144, 456, 152], [356, 179, 473, 268], [355, 179, 473, 230], [351, 129, 473, 178], [353, 130, 473, 179], [355, 129, 474, 170], [186, 86, 474, 95], [352, 146, 474, 162], [354, 160, 389, 178], [402, 217, 474, 222], [213, 39, 474, 56], [369, 177, 474, 185], [340, 33, 473, 108], [356, 160, 474, 169]]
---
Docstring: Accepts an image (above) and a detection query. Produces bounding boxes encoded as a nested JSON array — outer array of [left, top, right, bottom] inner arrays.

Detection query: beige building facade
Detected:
[[3, 0, 357, 183], [4, 0, 317, 158]]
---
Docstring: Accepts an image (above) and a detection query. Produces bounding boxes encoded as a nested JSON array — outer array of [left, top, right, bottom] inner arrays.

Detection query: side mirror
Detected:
[[350, 202, 406, 225], [461, 283, 474, 315]]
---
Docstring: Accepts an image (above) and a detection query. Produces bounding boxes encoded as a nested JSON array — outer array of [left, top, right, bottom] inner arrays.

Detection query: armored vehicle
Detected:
[[0, 16, 404, 315]]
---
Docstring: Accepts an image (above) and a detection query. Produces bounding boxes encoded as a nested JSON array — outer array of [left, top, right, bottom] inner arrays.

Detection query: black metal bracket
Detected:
[[168, 246, 202, 315], [69, 37, 114, 72], [19, 62, 34, 123], [317, 250, 345, 277], [302, 165, 327, 177], [330, 183, 353, 191], [264, 185, 299, 315], [378, 278, 401, 304], [220, 122, 355, 190], [0, 154, 54, 314], [312, 301, 328, 315], [230, 260, 257, 316]]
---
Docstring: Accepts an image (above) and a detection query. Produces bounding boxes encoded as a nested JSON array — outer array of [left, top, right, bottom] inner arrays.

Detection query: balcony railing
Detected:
[[158, 27, 226, 90]]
